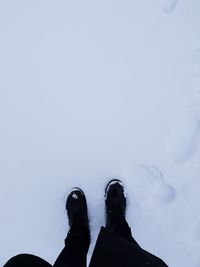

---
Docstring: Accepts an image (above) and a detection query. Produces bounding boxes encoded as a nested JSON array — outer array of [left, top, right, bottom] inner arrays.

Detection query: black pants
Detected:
[[4, 224, 168, 267]]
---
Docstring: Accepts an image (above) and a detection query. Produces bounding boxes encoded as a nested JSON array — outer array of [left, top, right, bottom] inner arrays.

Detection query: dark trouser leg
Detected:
[[53, 230, 89, 267], [4, 254, 52, 267], [109, 211, 139, 244], [89, 227, 168, 267], [115, 218, 134, 241], [110, 218, 168, 266]]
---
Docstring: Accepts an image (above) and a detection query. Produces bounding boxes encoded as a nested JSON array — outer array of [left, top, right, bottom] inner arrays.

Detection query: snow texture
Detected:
[[0, 1, 200, 267], [161, 0, 178, 14]]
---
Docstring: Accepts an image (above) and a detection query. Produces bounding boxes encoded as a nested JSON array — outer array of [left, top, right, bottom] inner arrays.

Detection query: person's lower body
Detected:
[[4, 180, 168, 267], [4, 226, 167, 267]]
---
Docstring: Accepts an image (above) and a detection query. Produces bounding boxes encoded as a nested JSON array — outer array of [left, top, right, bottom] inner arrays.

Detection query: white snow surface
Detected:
[[0, 1, 200, 266]]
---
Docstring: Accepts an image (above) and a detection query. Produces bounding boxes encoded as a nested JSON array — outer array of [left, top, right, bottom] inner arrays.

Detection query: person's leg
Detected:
[[4, 188, 90, 267], [54, 188, 90, 267], [53, 231, 89, 267], [4, 254, 52, 267], [89, 179, 168, 267], [105, 179, 136, 243]]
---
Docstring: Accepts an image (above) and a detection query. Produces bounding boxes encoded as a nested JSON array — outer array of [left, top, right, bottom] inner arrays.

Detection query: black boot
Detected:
[[54, 189, 90, 267], [105, 179, 133, 241], [66, 188, 90, 246]]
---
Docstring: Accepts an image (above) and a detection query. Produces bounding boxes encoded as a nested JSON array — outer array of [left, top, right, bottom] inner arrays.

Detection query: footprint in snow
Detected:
[[122, 163, 175, 208], [171, 48, 200, 164], [161, 0, 178, 14]]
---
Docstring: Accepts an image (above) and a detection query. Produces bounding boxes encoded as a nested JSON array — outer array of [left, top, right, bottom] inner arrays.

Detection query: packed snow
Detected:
[[0, 1, 200, 266]]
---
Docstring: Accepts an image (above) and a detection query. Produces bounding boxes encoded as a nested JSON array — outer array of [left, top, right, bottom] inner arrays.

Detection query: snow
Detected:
[[0, 0, 200, 266]]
